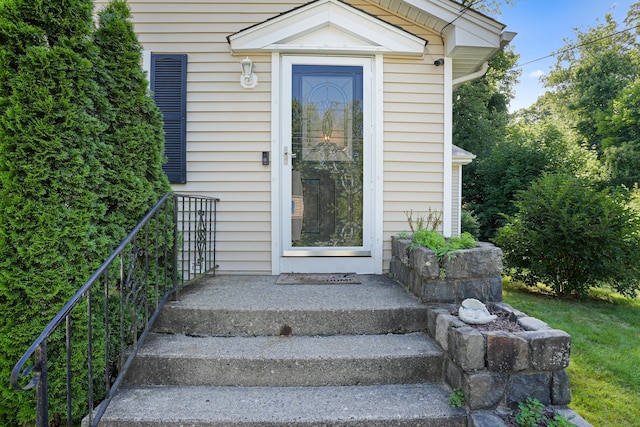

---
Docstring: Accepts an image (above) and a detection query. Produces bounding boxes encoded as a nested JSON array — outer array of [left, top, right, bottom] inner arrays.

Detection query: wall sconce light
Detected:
[[434, 58, 445, 66], [240, 56, 258, 89]]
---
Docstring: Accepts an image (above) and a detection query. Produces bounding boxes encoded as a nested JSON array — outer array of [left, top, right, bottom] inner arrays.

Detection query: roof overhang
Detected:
[[228, 0, 515, 81], [452, 144, 476, 165], [228, 0, 428, 56], [365, 0, 515, 79]]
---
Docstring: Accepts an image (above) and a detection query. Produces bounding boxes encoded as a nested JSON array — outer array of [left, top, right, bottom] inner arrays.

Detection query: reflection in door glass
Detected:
[[291, 65, 364, 248]]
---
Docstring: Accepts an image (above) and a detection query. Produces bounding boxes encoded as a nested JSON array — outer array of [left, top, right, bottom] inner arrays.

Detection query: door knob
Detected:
[[284, 146, 296, 165]]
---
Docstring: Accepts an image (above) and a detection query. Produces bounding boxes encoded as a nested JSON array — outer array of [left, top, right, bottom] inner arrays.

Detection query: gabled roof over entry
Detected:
[[228, 0, 515, 80], [227, 0, 428, 56]]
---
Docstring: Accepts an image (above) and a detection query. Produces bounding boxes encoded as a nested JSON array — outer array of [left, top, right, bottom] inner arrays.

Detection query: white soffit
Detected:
[[228, 0, 427, 56], [366, 0, 511, 78]]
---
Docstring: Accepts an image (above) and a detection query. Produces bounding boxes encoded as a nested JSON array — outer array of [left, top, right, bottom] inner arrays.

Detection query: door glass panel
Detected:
[[291, 65, 364, 248]]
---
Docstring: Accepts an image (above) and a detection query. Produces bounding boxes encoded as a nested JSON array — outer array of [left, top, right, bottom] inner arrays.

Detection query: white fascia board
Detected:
[[228, 0, 426, 56], [444, 25, 500, 56], [399, 0, 506, 34], [443, 54, 453, 238], [270, 51, 281, 275]]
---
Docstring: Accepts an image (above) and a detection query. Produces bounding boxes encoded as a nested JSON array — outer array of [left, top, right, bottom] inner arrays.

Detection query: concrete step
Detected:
[[153, 275, 428, 337], [95, 276, 462, 426], [97, 384, 467, 427], [125, 332, 444, 387]]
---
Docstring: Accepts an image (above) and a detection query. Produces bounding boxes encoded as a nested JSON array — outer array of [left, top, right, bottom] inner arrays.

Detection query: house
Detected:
[[93, 0, 514, 275]]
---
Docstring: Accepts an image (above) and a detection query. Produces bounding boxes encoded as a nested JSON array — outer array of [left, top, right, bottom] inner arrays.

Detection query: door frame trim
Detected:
[[270, 54, 383, 274]]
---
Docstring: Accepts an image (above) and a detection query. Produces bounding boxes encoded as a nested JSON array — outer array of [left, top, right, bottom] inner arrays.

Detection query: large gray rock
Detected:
[[518, 316, 552, 331], [423, 279, 456, 303], [427, 307, 451, 338], [469, 412, 508, 427], [448, 326, 486, 371], [463, 371, 507, 410], [412, 246, 440, 278], [442, 242, 503, 280], [485, 331, 529, 372], [528, 329, 571, 371], [445, 359, 463, 389], [552, 369, 572, 405], [436, 313, 466, 351], [507, 372, 551, 407]]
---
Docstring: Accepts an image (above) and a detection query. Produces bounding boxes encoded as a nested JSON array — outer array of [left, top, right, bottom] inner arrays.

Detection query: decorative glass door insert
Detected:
[[290, 65, 364, 249]]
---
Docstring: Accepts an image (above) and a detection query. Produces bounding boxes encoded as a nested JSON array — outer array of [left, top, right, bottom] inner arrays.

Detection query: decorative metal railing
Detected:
[[10, 193, 219, 427]]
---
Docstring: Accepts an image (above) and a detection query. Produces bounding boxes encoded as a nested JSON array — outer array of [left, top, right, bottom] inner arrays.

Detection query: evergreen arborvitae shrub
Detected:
[[94, 0, 171, 240], [0, 0, 111, 424], [494, 173, 640, 297], [1, 0, 174, 423], [93, 2, 175, 413]]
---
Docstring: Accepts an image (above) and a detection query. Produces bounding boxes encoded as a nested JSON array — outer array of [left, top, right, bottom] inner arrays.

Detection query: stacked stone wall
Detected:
[[389, 238, 503, 304], [390, 237, 572, 411], [427, 304, 571, 410]]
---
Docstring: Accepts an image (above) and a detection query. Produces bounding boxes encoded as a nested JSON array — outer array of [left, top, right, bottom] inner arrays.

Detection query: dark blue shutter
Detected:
[[151, 54, 187, 184]]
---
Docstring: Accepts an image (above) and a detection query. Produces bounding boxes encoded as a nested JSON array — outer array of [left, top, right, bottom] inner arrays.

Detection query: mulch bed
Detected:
[[449, 308, 526, 333]]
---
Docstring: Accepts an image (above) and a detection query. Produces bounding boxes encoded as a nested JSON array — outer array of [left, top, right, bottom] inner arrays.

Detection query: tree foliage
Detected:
[[495, 173, 640, 297], [0, 0, 171, 424], [453, 48, 519, 160], [600, 78, 640, 188], [0, 0, 109, 423], [461, 0, 523, 17], [542, 3, 640, 188], [469, 123, 560, 239], [94, 0, 171, 240], [458, 2, 640, 296], [453, 48, 520, 235]]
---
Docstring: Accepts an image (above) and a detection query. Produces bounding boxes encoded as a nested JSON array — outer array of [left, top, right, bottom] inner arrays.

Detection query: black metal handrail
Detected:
[[10, 192, 219, 427]]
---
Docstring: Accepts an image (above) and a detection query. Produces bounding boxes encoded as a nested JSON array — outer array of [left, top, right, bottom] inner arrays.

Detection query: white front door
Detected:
[[277, 56, 376, 273]]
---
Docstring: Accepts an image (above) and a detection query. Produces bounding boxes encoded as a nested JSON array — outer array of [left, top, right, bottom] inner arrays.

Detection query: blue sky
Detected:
[[498, 0, 636, 111]]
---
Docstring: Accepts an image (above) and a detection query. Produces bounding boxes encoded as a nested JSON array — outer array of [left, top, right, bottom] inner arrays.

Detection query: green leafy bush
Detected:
[[515, 398, 546, 427], [0, 1, 110, 424], [465, 122, 602, 241], [461, 209, 480, 239], [494, 173, 640, 297], [411, 229, 477, 258]]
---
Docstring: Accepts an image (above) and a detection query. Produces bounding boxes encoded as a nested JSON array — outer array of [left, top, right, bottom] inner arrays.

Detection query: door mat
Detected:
[[276, 273, 361, 285]]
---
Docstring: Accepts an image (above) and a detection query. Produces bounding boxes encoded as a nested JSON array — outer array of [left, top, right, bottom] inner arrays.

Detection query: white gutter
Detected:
[[452, 61, 489, 89]]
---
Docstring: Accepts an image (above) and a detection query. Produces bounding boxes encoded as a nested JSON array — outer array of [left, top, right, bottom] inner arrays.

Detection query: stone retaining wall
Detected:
[[389, 237, 504, 304], [389, 236, 572, 412], [427, 303, 572, 410]]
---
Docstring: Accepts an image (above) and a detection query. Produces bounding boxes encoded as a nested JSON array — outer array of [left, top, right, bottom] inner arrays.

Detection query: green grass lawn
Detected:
[[502, 280, 640, 427]]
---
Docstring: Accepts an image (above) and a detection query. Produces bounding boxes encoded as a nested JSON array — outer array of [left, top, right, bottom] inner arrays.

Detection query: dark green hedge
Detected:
[[0, 0, 170, 424]]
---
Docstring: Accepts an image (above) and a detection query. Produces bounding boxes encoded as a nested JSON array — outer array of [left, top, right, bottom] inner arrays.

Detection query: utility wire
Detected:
[[513, 23, 640, 69], [440, 0, 483, 42]]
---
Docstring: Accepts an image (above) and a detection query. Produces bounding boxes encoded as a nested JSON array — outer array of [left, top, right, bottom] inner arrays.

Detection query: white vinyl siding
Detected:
[[382, 56, 445, 269], [451, 164, 461, 236], [93, 0, 301, 274], [346, 1, 447, 269], [93, 0, 447, 274]]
